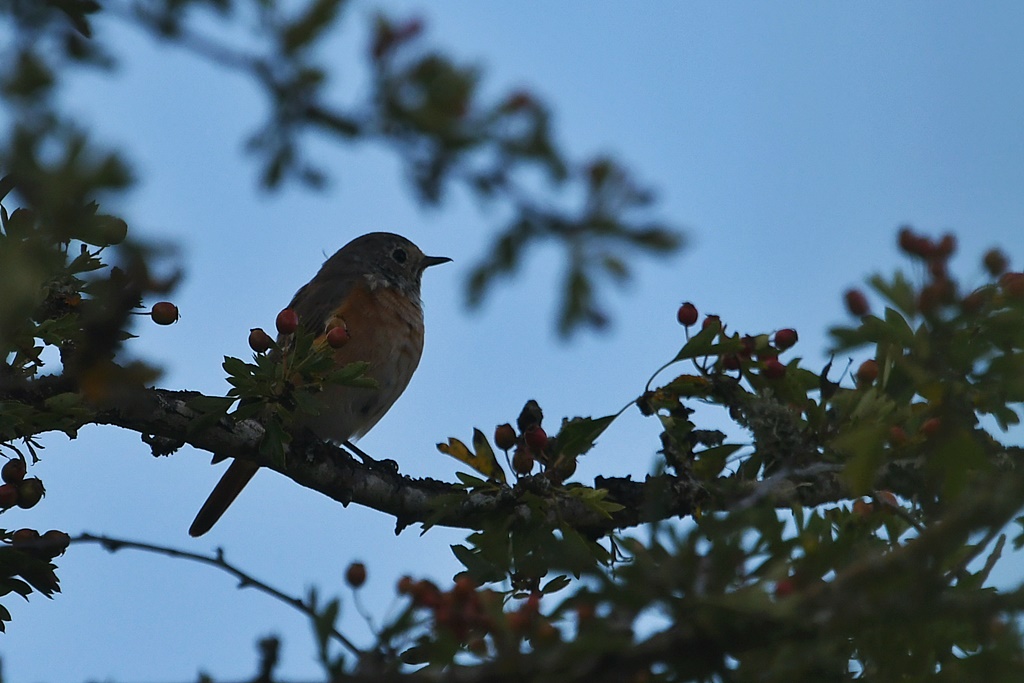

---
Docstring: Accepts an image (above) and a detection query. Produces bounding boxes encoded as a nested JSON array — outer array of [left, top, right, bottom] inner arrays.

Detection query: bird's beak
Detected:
[[422, 255, 453, 269]]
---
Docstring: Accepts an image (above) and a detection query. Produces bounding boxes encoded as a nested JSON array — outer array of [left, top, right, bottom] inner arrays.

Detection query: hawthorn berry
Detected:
[[852, 499, 873, 518], [701, 314, 722, 332], [676, 302, 698, 326], [40, 530, 71, 558], [875, 490, 899, 509], [1000, 272, 1024, 300], [774, 328, 798, 350], [897, 227, 932, 258], [275, 308, 299, 336], [856, 359, 879, 386], [774, 579, 795, 598], [512, 446, 534, 475], [844, 289, 870, 316], [494, 423, 516, 451], [961, 289, 988, 315], [16, 478, 44, 509], [0, 483, 18, 508], [11, 528, 39, 546], [935, 233, 957, 258], [524, 426, 548, 453], [326, 326, 350, 348], [397, 575, 415, 595], [921, 417, 942, 438], [345, 562, 367, 588], [2, 458, 26, 484], [761, 358, 786, 380], [983, 248, 1009, 277], [248, 328, 274, 353], [150, 302, 179, 325], [888, 426, 908, 446]]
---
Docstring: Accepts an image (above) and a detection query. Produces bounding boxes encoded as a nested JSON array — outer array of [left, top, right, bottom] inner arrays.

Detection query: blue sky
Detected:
[[4, 2, 1024, 680]]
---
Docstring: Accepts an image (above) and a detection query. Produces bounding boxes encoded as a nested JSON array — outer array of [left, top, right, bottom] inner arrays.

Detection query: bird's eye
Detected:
[[391, 248, 408, 264]]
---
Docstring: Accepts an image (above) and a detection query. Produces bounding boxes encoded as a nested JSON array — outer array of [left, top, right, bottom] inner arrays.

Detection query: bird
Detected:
[[188, 232, 451, 537]]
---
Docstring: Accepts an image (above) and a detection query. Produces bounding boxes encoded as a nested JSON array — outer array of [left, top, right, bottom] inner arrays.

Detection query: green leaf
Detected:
[[692, 443, 742, 479], [835, 423, 890, 494], [555, 415, 615, 460], [437, 431, 507, 483], [672, 323, 720, 362], [869, 271, 917, 316], [450, 544, 504, 583], [540, 574, 571, 594]]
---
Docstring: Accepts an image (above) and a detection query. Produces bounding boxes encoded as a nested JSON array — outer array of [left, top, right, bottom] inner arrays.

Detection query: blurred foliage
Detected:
[[2, 0, 680, 337], [2, 1, 1024, 681]]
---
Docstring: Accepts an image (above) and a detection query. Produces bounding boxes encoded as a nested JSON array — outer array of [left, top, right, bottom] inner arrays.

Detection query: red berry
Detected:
[[739, 335, 757, 358], [774, 579, 795, 598], [11, 528, 39, 546], [856, 359, 879, 386], [512, 446, 535, 475], [411, 580, 441, 608], [983, 248, 1009, 277], [897, 227, 933, 258], [852, 499, 873, 518], [935, 233, 957, 258], [275, 308, 299, 336], [150, 301, 179, 325], [1000, 272, 1024, 300], [326, 326, 350, 348], [2, 458, 26, 484], [524, 426, 548, 453], [774, 328, 798, 350], [40, 530, 71, 558], [16, 478, 44, 509], [761, 358, 786, 380], [921, 417, 942, 438], [701, 314, 722, 332], [875, 490, 899, 509], [844, 289, 870, 316], [494, 423, 516, 451], [676, 302, 698, 326], [248, 328, 274, 354], [504, 90, 535, 111], [397, 576, 415, 595], [453, 575, 477, 600], [0, 483, 18, 509], [961, 289, 988, 315], [345, 562, 367, 588], [888, 426, 908, 446]]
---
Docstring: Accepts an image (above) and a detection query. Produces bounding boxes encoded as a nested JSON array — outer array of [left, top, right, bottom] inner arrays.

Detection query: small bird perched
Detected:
[[189, 232, 451, 537]]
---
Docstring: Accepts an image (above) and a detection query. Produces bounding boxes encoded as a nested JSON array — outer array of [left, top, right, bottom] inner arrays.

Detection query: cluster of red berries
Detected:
[[494, 422, 549, 476], [676, 302, 797, 382], [844, 229, 1021, 318], [7, 527, 71, 561], [248, 308, 350, 354], [0, 459, 44, 510], [400, 575, 500, 647], [851, 490, 899, 519], [399, 576, 560, 651]]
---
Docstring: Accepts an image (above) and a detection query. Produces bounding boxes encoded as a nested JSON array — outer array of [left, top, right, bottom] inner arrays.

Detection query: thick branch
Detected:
[[84, 386, 909, 536]]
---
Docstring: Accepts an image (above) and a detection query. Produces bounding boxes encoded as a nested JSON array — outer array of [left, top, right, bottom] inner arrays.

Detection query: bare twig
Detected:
[[73, 532, 364, 658]]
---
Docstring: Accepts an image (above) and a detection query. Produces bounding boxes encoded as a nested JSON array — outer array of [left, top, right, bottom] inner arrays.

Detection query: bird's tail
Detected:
[[189, 459, 260, 537]]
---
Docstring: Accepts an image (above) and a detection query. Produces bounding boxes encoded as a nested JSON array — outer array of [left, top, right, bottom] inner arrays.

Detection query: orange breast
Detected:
[[302, 283, 425, 443]]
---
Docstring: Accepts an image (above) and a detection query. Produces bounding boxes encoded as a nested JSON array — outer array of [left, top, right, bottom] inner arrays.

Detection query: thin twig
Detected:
[[73, 532, 364, 658]]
